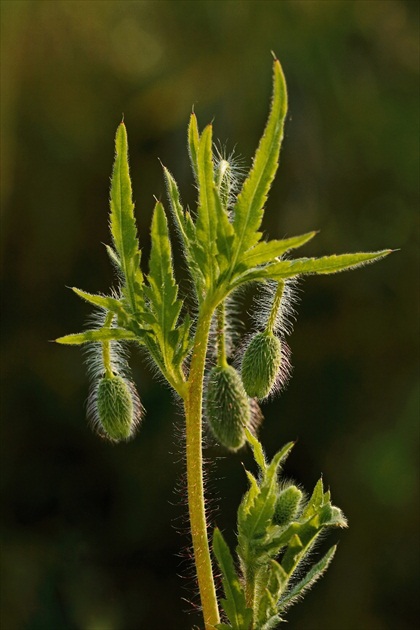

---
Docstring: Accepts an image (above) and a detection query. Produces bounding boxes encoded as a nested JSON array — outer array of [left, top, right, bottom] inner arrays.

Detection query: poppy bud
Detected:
[[274, 485, 303, 527], [241, 332, 282, 399], [206, 365, 250, 451], [96, 375, 137, 441]]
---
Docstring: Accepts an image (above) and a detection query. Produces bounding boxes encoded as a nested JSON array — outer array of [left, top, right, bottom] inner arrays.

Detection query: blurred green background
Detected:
[[1, 1, 419, 629]]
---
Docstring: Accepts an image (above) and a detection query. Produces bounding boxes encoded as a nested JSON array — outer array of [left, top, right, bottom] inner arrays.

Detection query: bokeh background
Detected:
[[1, 1, 419, 629]]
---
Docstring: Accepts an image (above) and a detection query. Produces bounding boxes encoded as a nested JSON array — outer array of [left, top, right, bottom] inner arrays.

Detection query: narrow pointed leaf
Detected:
[[245, 427, 267, 471], [188, 112, 200, 179], [110, 123, 143, 311], [71, 288, 124, 314], [195, 124, 219, 286], [262, 250, 392, 279], [213, 528, 252, 630], [279, 546, 337, 611], [231, 59, 288, 268], [146, 201, 185, 367], [163, 165, 205, 293], [241, 232, 317, 268], [55, 328, 137, 345]]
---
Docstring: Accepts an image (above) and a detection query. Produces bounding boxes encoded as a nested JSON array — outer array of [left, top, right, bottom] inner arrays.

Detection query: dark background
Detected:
[[1, 1, 419, 629]]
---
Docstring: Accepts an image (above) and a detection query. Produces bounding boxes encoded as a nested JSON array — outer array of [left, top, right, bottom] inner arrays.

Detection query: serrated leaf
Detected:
[[195, 124, 219, 288], [109, 123, 143, 311], [232, 249, 392, 288], [146, 202, 183, 364], [230, 59, 288, 269], [240, 232, 317, 268], [214, 186, 235, 275], [71, 288, 124, 315], [213, 529, 252, 630], [301, 478, 324, 520], [262, 250, 392, 280], [55, 328, 137, 345], [163, 165, 205, 294], [279, 546, 337, 612], [245, 427, 267, 472]]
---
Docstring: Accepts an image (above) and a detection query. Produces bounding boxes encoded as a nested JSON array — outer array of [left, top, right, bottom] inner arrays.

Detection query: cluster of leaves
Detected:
[[56, 58, 390, 409], [213, 430, 347, 629]]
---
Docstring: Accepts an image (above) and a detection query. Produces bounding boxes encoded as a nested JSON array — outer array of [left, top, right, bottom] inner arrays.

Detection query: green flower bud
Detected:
[[273, 485, 303, 527], [241, 332, 282, 399], [96, 375, 137, 441], [206, 365, 251, 451]]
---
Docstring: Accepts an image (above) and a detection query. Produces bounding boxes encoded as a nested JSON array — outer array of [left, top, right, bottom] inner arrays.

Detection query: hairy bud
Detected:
[[274, 485, 303, 526], [241, 332, 282, 399], [206, 365, 250, 451], [96, 375, 138, 441]]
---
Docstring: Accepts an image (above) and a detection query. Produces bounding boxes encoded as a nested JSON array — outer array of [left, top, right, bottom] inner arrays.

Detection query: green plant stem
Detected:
[[216, 302, 228, 368], [102, 313, 114, 378], [184, 303, 220, 630], [266, 280, 285, 334]]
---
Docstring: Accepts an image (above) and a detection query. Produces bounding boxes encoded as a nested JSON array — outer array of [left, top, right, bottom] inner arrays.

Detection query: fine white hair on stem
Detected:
[[208, 291, 245, 363], [251, 277, 301, 338]]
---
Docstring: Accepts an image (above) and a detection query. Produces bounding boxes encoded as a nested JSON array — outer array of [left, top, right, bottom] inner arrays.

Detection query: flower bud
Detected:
[[96, 375, 137, 441], [274, 485, 303, 527], [206, 365, 250, 451], [241, 332, 282, 399]]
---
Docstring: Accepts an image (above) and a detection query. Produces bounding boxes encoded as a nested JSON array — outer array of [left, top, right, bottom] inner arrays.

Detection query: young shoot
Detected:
[[56, 57, 392, 629]]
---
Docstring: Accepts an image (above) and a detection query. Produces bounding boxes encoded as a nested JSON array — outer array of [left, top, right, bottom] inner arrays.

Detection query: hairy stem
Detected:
[[216, 302, 228, 368], [184, 303, 220, 630], [266, 280, 285, 334]]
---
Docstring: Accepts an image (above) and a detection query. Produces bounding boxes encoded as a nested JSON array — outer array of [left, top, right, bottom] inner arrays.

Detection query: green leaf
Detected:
[[213, 528, 252, 630], [245, 427, 267, 472], [71, 288, 124, 315], [279, 546, 337, 612], [255, 560, 287, 629], [146, 201, 184, 365], [240, 232, 317, 268], [232, 249, 392, 288], [230, 59, 288, 269], [213, 186, 235, 276], [195, 124, 219, 287], [55, 328, 137, 345], [163, 165, 205, 294], [109, 122, 143, 311], [261, 250, 392, 280], [188, 112, 200, 180]]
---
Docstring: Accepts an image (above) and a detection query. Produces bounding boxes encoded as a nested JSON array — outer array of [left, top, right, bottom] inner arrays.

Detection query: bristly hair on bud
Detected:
[[85, 311, 143, 441], [205, 364, 251, 451]]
